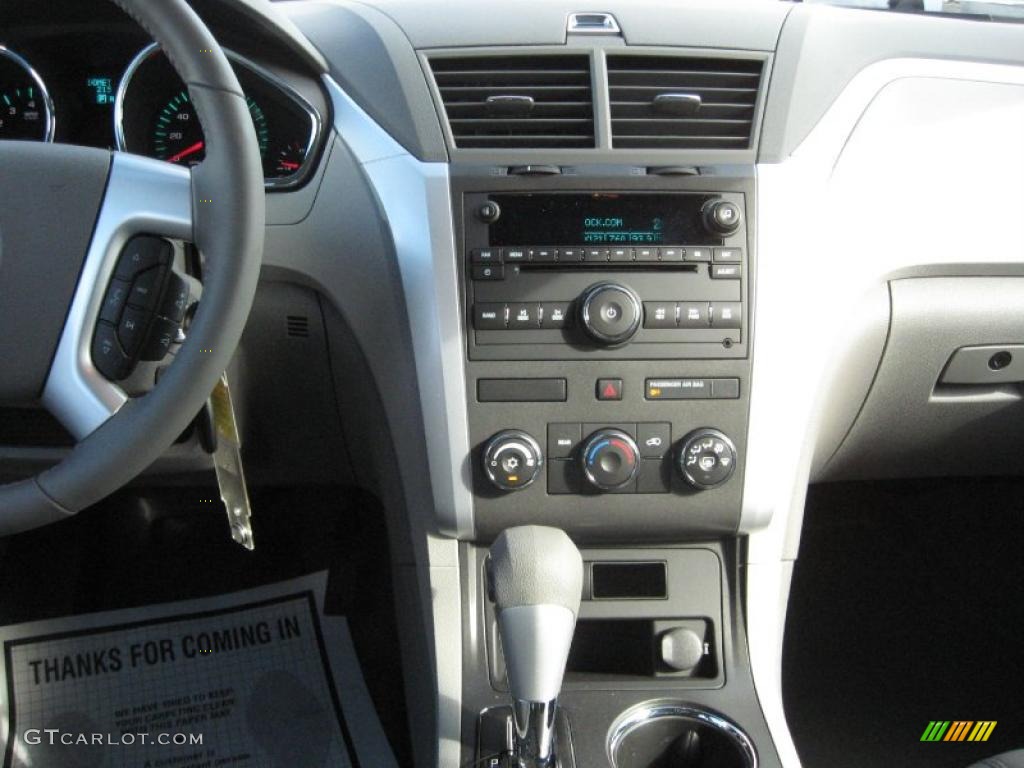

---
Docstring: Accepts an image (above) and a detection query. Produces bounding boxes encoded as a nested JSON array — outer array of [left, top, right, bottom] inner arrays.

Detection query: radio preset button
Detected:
[[711, 302, 742, 328], [684, 247, 712, 263], [504, 248, 528, 263], [474, 303, 507, 329], [531, 247, 557, 262], [660, 247, 683, 262], [560, 247, 583, 262], [635, 247, 658, 262], [585, 248, 610, 262], [679, 302, 710, 328], [472, 264, 504, 281], [643, 301, 677, 329], [610, 247, 633, 262]]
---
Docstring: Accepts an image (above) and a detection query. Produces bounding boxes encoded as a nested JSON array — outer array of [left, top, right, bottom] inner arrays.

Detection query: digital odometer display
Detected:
[[488, 193, 716, 246]]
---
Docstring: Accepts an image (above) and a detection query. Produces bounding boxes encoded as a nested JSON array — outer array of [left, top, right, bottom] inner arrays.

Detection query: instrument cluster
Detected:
[[0, 35, 324, 190]]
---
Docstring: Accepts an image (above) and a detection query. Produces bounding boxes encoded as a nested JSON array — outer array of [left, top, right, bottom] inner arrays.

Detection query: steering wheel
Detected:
[[0, 0, 264, 533]]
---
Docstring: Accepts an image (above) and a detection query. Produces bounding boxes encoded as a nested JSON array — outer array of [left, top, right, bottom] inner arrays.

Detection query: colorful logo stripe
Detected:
[[921, 721, 996, 742]]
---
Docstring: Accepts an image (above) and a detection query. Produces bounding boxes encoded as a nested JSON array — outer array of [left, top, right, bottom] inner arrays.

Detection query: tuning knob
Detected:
[[701, 199, 742, 236], [482, 430, 543, 491], [580, 429, 640, 491], [579, 282, 642, 347], [677, 429, 737, 490]]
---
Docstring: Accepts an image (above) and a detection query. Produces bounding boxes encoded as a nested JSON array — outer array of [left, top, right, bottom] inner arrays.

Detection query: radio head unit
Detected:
[[463, 191, 749, 361]]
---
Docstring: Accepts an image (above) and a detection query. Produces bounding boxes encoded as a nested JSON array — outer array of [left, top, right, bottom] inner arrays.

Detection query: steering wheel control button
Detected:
[[99, 279, 131, 324], [139, 316, 180, 362], [702, 198, 742, 236], [580, 429, 640, 491], [91, 323, 131, 381], [579, 282, 642, 346], [158, 272, 191, 324], [482, 430, 544, 492], [637, 423, 672, 458], [710, 302, 742, 329], [117, 306, 150, 358], [548, 423, 582, 460], [678, 429, 737, 490], [114, 235, 171, 281], [596, 378, 623, 401], [128, 266, 165, 310], [644, 301, 678, 329]]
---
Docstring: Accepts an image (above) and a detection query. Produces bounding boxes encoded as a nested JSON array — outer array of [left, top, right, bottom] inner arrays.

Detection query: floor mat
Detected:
[[783, 479, 1024, 768], [0, 572, 396, 768]]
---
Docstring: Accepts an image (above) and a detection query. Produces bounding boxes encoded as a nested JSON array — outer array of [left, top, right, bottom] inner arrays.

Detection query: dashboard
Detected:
[[0, 12, 326, 189]]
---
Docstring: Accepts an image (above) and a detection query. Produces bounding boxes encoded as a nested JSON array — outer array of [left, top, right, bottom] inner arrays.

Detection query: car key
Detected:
[[209, 373, 255, 550]]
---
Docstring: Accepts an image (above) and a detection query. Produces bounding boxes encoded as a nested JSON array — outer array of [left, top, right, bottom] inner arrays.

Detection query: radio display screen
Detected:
[[487, 193, 717, 246]]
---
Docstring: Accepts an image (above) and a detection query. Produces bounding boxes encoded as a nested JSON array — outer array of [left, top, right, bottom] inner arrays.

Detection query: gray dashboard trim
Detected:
[[325, 77, 474, 538]]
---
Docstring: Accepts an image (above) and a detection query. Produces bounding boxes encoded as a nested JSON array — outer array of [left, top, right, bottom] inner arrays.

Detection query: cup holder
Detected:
[[608, 701, 757, 768]]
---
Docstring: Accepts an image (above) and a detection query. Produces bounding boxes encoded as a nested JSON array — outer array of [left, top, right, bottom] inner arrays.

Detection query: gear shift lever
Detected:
[[488, 526, 583, 767]]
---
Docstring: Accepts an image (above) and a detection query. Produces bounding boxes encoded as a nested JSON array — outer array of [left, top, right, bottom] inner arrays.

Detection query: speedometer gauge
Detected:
[[0, 46, 55, 141], [151, 90, 268, 166]]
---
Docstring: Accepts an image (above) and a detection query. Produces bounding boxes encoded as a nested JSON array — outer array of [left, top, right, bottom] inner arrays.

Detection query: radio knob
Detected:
[[677, 428, 737, 490], [482, 430, 543, 492], [702, 199, 742, 236], [579, 282, 642, 347], [580, 429, 640, 491]]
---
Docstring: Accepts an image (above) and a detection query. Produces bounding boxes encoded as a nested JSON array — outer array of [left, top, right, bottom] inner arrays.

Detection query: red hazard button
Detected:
[[596, 378, 623, 401]]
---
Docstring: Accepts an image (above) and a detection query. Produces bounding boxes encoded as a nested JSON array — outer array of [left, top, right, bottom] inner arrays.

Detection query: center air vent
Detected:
[[430, 55, 594, 149], [607, 55, 764, 150]]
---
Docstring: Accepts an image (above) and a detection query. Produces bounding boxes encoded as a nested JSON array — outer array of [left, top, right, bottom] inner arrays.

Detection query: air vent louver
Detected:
[[607, 55, 763, 150], [431, 55, 594, 149]]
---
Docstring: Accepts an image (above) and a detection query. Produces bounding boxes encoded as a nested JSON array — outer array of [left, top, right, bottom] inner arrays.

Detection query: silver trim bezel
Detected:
[[114, 42, 323, 190], [567, 12, 621, 35], [0, 45, 56, 143], [41, 154, 193, 439], [607, 701, 758, 768]]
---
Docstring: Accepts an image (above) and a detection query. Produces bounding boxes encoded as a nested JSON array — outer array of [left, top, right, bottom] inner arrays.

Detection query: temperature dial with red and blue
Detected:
[[580, 429, 640, 491]]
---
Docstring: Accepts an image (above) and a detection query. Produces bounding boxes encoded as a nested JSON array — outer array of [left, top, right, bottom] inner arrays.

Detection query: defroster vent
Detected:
[[430, 55, 595, 149], [607, 55, 764, 150]]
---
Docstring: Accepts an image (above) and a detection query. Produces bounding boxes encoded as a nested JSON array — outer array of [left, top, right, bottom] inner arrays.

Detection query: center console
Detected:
[[456, 168, 754, 541]]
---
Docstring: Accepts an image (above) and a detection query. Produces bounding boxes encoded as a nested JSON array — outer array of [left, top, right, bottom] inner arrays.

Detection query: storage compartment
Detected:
[[608, 702, 756, 768], [822, 277, 1024, 481]]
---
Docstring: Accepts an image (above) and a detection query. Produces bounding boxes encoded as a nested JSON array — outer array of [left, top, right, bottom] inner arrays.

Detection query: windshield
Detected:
[[803, 0, 1024, 22]]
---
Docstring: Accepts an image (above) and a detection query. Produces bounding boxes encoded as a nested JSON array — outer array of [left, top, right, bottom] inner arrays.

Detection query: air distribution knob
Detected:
[[701, 198, 742, 236], [677, 428, 737, 490], [482, 430, 544, 491], [580, 429, 640, 491], [578, 282, 642, 347]]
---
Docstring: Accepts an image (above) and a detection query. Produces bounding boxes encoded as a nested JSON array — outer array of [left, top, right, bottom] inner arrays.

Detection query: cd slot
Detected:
[[519, 263, 698, 273]]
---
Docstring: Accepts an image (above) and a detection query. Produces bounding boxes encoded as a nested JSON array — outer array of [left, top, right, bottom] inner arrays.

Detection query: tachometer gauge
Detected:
[[0, 46, 55, 141], [151, 90, 268, 166]]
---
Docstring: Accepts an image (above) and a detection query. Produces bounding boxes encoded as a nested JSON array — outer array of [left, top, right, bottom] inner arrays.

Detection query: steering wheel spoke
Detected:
[[41, 153, 194, 440]]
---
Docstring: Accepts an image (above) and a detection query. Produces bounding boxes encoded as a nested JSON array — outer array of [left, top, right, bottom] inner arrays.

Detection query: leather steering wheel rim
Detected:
[[0, 0, 265, 531]]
